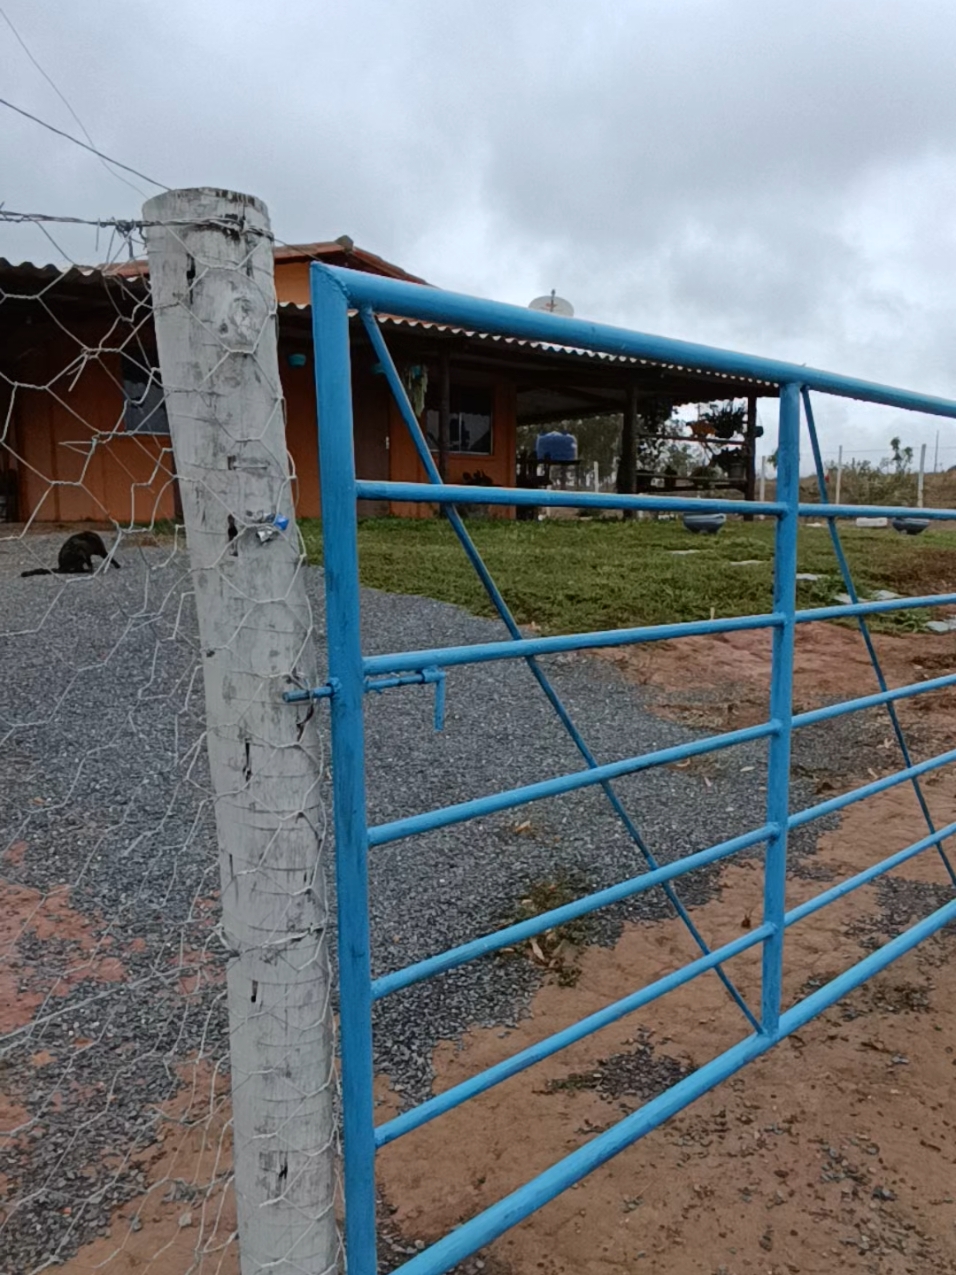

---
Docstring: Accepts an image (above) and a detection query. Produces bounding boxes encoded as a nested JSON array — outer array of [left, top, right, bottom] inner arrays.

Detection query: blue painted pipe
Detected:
[[760, 384, 800, 1036], [359, 476, 956, 522], [792, 670, 956, 730], [798, 501, 956, 520], [375, 924, 772, 1149], [358, 595, 952, 681], [786, 818, 956, 928], [390, 895, 956, 1275], [354, 478, 783, 515], [367, 667, 956, 854], [282, 681, 335, 702], [789, 744, 956, 829], [797, 592, 956, 623], [372, 823, 775, 1000], [367, 719, 780, 848], [361, 590, 955, 677], [324, 264, 956, 420], [283, 669, 445, 703], [311, 268, 379, 1274], [364, 669, 445, 693], [362, 612, 784, 676]]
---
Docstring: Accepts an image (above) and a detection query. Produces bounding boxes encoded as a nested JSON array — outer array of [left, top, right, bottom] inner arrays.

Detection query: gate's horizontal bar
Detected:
[[375, 923, 772, 1149], [789, 744, 956, 830], [785, 818, 956, 929], [367, 719, 780, 848], [798, 502, 956, 521], [361, 594, 952, 681], [391, 894, 956, 1275], [353, 479, 785, 517], [797, 591, 956, 624], [363, 612, 784, 677], [792, 670, 956, 731], [372, 823, 775, 1000], [327, 265, 956, 419]]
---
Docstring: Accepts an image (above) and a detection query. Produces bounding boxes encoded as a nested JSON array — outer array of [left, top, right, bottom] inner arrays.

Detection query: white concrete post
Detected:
[[918, 442, 927, 507], [835, 445, 843, 506], [758, 455, 767, 504], [593, 460, 599, 492], [144, 189, 336, 1275]]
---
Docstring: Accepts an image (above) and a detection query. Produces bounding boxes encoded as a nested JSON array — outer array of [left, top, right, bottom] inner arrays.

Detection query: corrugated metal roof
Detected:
[[0, 239, 429, 287], [0, 257, 105, 282], [276, 301, 776, 390], [0, 259, 774, 391]]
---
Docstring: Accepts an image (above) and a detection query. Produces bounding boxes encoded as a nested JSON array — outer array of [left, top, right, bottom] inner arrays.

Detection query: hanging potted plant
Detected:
[[716, 447, 747, 482]]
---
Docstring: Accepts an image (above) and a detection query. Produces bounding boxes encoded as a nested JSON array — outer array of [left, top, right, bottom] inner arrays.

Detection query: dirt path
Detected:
[[604, 622, 956, 744], [369, 625, 956, 1274], [6, 623, 956, 1275], [376, 778, 956, 1274]]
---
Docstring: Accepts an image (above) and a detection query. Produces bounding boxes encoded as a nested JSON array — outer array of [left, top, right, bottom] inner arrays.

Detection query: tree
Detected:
[[885, 436, 913, 478]]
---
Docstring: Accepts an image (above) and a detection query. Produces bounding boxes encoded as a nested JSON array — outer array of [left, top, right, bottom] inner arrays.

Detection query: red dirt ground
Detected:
[[4, 621, 956, 1274]]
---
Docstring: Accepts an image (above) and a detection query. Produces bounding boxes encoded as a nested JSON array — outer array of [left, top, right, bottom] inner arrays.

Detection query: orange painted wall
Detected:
[[282, 357, 320, 519], [11, 291, 516, 526], [14, 333, 177, 526], [274, 260, 311, 307], [387, 379, 517, 518]]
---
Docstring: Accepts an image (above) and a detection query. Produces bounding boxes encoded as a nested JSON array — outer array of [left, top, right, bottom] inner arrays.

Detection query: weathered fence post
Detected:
[[144, 188, 337, 1274]]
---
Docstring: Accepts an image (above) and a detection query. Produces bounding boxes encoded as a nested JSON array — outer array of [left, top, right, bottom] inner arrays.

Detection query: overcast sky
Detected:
[[4, 0, 956, 465]]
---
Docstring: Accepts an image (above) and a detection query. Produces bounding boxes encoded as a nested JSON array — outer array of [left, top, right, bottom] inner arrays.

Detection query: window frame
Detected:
[[121, 354, 170, 436], [424, 382, 494, 457]]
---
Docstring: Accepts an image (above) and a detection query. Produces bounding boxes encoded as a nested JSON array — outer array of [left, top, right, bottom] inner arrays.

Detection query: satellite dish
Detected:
[[529, 289, 574, 318]]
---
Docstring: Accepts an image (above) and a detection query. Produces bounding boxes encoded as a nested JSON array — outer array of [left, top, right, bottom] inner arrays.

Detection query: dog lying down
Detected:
[[21, 531, 121, 577]]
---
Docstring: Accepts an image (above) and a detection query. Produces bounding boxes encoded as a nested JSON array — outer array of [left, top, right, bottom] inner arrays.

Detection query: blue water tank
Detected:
[[535, 431, 578, 463]]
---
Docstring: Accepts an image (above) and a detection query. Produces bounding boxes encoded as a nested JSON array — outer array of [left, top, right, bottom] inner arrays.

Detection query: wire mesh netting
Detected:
[[0, 209, 339, 1275]]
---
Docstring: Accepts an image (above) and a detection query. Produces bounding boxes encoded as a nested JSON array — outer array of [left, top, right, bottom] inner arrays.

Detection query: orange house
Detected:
[[0, 240, 764, 526]]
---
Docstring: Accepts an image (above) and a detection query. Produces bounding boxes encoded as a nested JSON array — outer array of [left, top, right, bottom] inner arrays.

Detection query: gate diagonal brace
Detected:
[[284, 667, 447, 731], [801, 388, 956, 888], [360, 306, 761, 1035]]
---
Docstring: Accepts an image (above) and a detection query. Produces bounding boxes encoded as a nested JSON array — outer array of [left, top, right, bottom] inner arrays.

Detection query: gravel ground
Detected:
[[0, 532, 840, 1270]]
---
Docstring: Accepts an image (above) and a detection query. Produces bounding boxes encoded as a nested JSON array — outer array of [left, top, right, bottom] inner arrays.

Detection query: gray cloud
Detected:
[[4, 0, 956, 462]]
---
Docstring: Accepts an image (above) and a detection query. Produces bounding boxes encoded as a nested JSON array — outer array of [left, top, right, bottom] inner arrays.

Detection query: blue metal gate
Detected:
[[298, 263, 956, 1275]]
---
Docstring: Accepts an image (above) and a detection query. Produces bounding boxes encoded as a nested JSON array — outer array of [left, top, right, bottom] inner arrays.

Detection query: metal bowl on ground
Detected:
[[682, 512, 726, 535], [891, 517, 930, 535]]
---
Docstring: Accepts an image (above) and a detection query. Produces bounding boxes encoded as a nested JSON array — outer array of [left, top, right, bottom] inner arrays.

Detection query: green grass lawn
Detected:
[[299, 516, 956, 635]]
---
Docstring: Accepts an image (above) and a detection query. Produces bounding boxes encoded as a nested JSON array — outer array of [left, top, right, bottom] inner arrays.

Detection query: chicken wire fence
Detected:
[[0, 198, 339, 1274]]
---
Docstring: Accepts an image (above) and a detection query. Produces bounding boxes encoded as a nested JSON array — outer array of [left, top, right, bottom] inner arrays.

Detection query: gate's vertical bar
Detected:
[[761, 381, 801, 1036], [311, 266, 377, 1274]]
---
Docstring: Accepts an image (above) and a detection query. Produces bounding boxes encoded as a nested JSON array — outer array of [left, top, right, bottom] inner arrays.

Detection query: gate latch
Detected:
[[284, 666, 447, 731]]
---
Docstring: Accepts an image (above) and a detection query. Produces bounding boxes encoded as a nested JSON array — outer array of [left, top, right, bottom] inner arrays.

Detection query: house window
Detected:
[[122, 355, 169, 434], [425, 385, 493, 455]]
